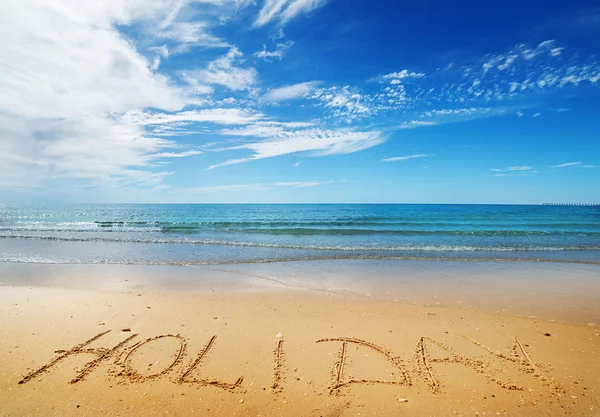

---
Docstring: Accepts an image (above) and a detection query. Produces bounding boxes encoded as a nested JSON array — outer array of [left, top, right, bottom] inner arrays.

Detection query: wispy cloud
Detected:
[[305, 39, 600, 124], [183, 47, 257, 91], [380, 70, 426, 82], [254, 40, 294, 61], [311, 86, 377, 122], [492, 166, 535, 172], [399, 121, 438, 129], [457, 40, 600, 99], [382, 154, 429, 162], [492, 166, 541, 177], [218, 120, 316, 137], [158, 21, 229, 53], [209, 126, 385, 169], [399, 107, 500, 129], [255, 0, 328, 27], [550, 162, 582, 168], [263, 81, 321, 101], [184, 180, 337, 193], [126, 108, 264, 127]]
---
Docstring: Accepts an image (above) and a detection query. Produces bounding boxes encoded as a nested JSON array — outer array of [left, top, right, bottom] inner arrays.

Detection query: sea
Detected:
[[0, 204, 599, 266]]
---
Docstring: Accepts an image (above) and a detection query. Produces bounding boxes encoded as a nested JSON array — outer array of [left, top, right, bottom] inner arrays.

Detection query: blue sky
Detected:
[[1, 0, 599, 203]]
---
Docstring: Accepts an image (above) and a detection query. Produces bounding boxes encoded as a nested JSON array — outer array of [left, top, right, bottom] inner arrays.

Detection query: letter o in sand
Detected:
[[122, 335, 186, 382]]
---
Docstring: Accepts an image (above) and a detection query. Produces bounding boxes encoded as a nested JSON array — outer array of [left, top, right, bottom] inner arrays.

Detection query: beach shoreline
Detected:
[[1, 259, 599, 325], [1, 260, 599, 416]]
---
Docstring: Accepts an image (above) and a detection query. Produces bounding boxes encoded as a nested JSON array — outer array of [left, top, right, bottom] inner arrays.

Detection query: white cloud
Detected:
[[491, 166, 534, 172], [307, 39, 599, 124], [263, 81, 321, 101], [157, 21, 229, 52], [151, 149, 204, 158], [254, 40, 294, 61], [516, 111, 524, 117], [0, 0, 204, 192], [150, 0, 254, 53], [492, 166, 541, 176], [497, 55, 518, 71], [316, 40, 583, 124], [382, 154, 429, 162], [311, 86, 377, 122], [126, 108, 264, 126], [521, 40, 559, 60], [533, 112, 542, 117], [255, 0, 328, 27], [427, 108, 488, 117], [209, 126, 385, 169], [550, 162, 582, 168], [271, 28, 286, 41], [507, 166, 534, 171], [399, 121, 438, 129], [412, 40, 600, 110], [179, 72, 215, 95], [185, 180, 334, 193], [149, 45, 170, 70], [381, 70, 426, 81], [218, 120, 315, 138], [397, 107, 501, 130], [185, 47, 257, 91]]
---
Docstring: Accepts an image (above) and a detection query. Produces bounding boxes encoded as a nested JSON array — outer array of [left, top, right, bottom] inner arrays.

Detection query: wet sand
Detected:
[[0, 261, 599, 416]]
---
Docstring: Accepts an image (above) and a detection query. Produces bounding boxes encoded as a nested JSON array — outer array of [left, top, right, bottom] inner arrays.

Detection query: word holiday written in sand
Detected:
[[18, 330, 564, 397]]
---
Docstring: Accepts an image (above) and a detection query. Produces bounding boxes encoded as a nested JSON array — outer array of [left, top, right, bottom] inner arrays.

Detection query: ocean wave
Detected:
[[2, 255, 600, 266], [0, 233, 599, 252], [2, 218, 600, 230], [1, 223, 599, 236], [207, 228, 600, 236]]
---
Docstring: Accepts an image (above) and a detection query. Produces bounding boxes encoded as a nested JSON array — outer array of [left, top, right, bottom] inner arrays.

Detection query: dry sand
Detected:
[[1, 264, 599, 416]]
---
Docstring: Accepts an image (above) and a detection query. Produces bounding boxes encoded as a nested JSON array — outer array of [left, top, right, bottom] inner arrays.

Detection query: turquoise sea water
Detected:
[[0, 204, 599, 265]]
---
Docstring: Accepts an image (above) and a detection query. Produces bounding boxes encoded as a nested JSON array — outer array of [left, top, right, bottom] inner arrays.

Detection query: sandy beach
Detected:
[[1, 261, 599, 416]]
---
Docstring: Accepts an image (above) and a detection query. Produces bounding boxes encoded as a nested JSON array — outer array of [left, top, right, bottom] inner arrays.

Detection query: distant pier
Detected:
[[543, 203, 600, 206]]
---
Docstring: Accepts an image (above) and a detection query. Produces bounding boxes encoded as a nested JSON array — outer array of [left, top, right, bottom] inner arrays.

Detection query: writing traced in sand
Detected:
[[271, 339, 284, 393], [415, 336, 523, 393], [17, 329, 565, 401], [18, 330, 139, 385], [177, 335, 243, 390], [316, 337, 411, 394], [118, 334, 186, 382]]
